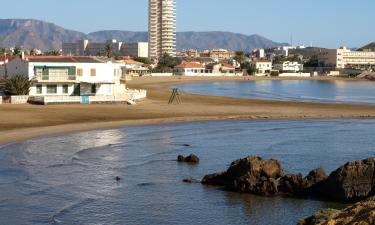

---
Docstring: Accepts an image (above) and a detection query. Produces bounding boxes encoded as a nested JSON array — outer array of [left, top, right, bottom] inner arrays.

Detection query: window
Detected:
[[91, 84, 97, 94], [77, 68, 83, 76], [35, 69, 43, 76], [62, 84, 69, 94], [47, 85, 57, 94], [90, 68, 96, 76], [36, 85, 42, 94], [49, 69, 68, 76]]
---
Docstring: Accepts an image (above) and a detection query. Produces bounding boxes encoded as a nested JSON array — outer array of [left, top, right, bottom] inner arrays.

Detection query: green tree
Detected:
[[13, 47, 22, 56], [44, 50, 61, 56], [105, 44, 113, 58], [304, 55, 319, 67], [154, 53, 180, 73], [234, 51, 246, 64], [240, 62, 256, 76], [1, 75, 31, 95], [0, 48, 6, 55], [134, 57, 153, 64]]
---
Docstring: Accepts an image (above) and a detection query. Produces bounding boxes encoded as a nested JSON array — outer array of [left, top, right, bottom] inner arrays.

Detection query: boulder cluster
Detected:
[[177, 154, 200, 164], [202, 156, 375, 202]]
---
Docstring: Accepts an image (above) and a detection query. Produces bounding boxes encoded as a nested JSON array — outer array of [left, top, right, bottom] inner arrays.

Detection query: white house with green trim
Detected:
[[4, 56, 127, 99]]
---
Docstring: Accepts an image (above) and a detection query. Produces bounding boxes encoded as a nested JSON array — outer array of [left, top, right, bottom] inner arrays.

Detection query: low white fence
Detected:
[[11, 95, 30, 104], [29, 96, 81, 104], [125, 89, 147, 101], [279, 73, 311, 77]]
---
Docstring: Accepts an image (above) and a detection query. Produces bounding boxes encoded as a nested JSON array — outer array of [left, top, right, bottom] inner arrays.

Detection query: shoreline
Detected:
[[1, 76, 375, 145]]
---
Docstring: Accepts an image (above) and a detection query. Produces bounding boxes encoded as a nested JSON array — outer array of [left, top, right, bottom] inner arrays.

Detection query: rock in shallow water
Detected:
[[202, 156, 284, 196], [177, 154, 200, 164], [202, 155, 375, 202], [315, 157, 375, 201]]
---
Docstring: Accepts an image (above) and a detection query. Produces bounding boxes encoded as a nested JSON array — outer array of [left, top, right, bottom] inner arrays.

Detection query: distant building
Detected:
[[174, 62, 207, 76], [273, 61, 303, 72], [174, 62, 241, 76], [62, 40, 149, 58], [118, 58, 150, 76], [253, 48, 265, 58], [318, 47, 375, 69], [250, 59, 272, 76], [120, 42, 149, 58], [200, 49, 235, 61], [177, 49, 200, 58], [148, 0, 177, 59]]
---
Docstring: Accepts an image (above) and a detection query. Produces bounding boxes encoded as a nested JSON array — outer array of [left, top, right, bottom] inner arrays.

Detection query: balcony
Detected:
[[35, 74, 77, 82]]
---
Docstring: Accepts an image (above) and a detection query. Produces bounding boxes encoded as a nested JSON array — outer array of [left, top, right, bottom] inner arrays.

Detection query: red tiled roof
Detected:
[[221, 63, 235, 69], [175, 62, 205, 69], [0, 56, 16, 62]]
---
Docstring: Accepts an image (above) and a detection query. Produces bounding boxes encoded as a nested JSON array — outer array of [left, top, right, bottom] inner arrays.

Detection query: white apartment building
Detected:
[[5, 56, 126, 97], [318, 47, 375, 69], [149, 0, 176, 59], [63, 40, 149, 58], [250, 60, 272, 76], [273, 61, 303, 72]]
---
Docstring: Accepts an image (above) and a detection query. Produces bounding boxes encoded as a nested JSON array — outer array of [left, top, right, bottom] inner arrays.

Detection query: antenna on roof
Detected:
[[290, 35, 293, 47]]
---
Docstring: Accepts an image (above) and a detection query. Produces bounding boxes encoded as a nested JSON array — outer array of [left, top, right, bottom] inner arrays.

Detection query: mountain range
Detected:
[[0, 19, 286, 52]]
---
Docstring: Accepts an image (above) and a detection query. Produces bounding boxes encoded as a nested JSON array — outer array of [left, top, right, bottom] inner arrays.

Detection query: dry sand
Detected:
[[1, 76, 375, 145]]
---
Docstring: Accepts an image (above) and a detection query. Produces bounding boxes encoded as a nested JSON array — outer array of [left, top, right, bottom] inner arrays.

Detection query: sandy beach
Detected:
[[1, 76, 375, 145]]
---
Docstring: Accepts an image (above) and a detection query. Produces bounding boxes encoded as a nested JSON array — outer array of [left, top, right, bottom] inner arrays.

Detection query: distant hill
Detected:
[[0, 19, 86, 51], [358, 42, 375, 51], [0, 19, 285, 52]]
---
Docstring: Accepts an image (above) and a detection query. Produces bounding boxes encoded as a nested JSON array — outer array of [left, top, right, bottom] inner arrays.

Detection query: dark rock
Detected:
[[314, 157, 375, 201], [201, 156, 375, 202], [177, 155, 185, 162], [183, 178, 200, 183], [177, 154, 200, 164], [297, 208, 340, 225], [183, 144, 190, 147], [115, 176, 121, 181], [303, 168, 328, 189], [202, 172, 228, 186], [278, 174, 304, 194], [202, 156, 282, 195]]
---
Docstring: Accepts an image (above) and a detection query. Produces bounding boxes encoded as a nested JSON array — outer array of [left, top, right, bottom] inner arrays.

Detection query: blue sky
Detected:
[[1, 0, 374, 48]]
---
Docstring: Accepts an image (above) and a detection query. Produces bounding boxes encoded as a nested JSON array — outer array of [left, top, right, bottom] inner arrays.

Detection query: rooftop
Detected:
[[175, 62, 205, 69], [25, 56, 106, 63]]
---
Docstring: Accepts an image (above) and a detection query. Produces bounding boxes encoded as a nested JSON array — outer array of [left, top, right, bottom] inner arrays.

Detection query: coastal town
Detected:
[[0, 2, 375, 105], [0, 1, 374, 225]]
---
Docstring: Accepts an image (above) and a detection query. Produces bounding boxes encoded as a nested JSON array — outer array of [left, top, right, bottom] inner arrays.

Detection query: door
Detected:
[[81, 96, 89, 104]]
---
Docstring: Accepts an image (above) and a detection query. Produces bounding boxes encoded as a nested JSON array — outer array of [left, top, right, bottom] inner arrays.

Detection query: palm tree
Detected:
[[0, 48, 6, 55], [105, 44, 113, 58], [13, 47, 22, 56], [1, 75, 31, 95]]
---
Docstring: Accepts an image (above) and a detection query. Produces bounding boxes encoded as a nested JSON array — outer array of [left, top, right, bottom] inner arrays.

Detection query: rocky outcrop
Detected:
[[298, 196, 375, 225], [202, 156, 283, 195], [315, 158, 375, 201], [177, 154, 200, 164], [202, 156, 375, 202]]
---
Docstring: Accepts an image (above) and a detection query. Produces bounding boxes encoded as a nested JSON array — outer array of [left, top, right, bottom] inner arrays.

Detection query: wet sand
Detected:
[[1, 76, 375, 145]]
